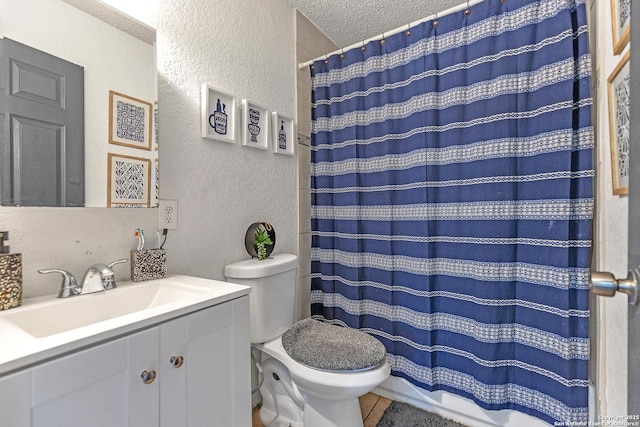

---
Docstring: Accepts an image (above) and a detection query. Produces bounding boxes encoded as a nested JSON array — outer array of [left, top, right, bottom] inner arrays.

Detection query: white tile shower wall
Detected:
[[296, 11, 338, 320]]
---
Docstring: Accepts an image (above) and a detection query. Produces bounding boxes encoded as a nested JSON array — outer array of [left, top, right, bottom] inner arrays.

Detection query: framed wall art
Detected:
[[154, 158, 159, 207], [272, 112, 295, 156], [109, 90, 153, 151], [241, 99, 269, 150], [201, 84, 236, 143], [107, 153, 151, 207], [610, 0, 630, 54], [607, 51, 630, 195]]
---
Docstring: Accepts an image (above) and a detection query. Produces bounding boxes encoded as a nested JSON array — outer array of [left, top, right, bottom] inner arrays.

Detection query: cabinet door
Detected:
[[159, 314, 188, 427], [31, 337, 129, 427], [160, 296, 251, 426], [29, 327, 159, 427], [0, 369, 31, 426], [128, 327, 160, 427]]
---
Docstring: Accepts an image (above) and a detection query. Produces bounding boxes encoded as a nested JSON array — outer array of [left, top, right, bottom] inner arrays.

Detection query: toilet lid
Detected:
[[281, 318, 387, 372]]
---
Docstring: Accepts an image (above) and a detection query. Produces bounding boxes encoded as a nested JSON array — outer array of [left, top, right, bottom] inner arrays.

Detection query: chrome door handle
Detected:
[[590, 270, 638, 304]]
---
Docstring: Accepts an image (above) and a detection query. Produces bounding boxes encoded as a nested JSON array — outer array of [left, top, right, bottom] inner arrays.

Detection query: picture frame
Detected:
[[241, 99, 269, 150], [607, 51, 630, 195], [109, 90, 153, 151], [272, 112, 295, 156], [107, 153, 151, 207], [610, 0, 630, 55], [201, 84, 236, 143], [153, 158, 159, 207]]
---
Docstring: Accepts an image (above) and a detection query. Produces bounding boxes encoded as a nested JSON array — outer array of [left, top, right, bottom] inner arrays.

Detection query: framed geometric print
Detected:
[[607, 51, 630, 195], [610, 0, 630, 55], [107, 153, 151, 207], [109, 90, 153, 151]]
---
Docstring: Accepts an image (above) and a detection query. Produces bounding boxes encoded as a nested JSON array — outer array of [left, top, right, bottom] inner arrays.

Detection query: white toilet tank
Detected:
[[225, 253, 298, 344]]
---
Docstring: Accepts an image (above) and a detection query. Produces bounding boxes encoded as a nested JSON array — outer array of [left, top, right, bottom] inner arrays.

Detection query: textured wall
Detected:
[[150, 0, 296, 279], [2, 0, 296, 299]]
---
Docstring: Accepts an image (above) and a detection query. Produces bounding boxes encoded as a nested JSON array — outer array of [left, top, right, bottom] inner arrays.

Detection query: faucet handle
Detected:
[[103, 258, 128, 289], [108, 259, 128, 269], [38, 269, 79, 298]]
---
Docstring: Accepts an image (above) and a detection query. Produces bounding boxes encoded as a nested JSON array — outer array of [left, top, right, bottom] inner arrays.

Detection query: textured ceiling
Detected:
[[288, 0, 463, 48]]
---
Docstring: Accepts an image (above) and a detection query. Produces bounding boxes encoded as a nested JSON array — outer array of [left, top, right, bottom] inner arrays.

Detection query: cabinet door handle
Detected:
[[170, 355, 184, 368], [141, 370, 157, 384]]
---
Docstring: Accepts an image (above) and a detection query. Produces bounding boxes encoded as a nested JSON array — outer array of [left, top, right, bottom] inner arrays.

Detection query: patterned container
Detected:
[[130, 249, 167, 282], [0, 253, 22, 310]]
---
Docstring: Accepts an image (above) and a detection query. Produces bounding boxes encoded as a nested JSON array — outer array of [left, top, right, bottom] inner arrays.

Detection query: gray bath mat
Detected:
[[377, 401, 469, 427]]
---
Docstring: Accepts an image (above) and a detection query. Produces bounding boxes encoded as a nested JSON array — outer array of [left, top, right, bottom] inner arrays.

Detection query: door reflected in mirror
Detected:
[[0, 0, 158, 207]]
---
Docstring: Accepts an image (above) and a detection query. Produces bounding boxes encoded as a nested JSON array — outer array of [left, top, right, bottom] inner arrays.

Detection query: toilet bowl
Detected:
[[225, 254, 391, 427], [256, 335, 390, 427]]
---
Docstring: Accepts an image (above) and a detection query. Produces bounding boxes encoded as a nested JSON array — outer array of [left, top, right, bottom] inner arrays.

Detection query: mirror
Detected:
[[0, 0, 158, 207]]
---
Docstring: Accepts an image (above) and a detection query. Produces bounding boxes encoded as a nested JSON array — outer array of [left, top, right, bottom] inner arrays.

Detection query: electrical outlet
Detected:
[[158, 200, 178, 230]]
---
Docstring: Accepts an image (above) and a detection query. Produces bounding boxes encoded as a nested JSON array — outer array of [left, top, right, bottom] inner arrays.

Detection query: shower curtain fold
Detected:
[[309, 0, 593, 424]]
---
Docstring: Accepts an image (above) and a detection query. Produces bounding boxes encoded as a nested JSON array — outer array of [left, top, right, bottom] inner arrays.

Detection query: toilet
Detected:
[[225, 253, 390, 427]]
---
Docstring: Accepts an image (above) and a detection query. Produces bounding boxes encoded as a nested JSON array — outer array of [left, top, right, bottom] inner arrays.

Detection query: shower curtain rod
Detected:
[[297, 0, 485, 69]]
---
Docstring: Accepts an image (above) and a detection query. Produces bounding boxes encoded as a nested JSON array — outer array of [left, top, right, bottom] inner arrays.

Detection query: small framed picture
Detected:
[[109, 90, 153, 151], [241, 99, 269, 150], [272, 112, 295, 156], [607, 51, 630, 195], [107, 153, 151, 207], [201, 84, 236, 143], [610, 0, 630, 54]]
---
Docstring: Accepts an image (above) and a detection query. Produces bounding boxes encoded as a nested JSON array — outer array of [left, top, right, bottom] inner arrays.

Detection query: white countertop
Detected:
[[0, 275, 250, 376]]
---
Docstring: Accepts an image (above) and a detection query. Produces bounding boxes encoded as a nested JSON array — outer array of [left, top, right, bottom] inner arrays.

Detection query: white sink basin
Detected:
[[0, 275, 251, 375], [3, 278, 208, 338]]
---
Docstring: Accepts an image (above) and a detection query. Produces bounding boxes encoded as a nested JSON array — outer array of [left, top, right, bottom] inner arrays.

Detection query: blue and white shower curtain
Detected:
[[309, 0, 593, 424]]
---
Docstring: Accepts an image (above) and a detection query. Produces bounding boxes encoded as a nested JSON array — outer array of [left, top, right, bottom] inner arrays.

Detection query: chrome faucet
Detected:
[[37, 268, 78, 298], [39, 259, 128, 298]]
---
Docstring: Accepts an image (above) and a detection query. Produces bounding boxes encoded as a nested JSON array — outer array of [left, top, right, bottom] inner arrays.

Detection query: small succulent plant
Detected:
[[253, 226, 273, 260]]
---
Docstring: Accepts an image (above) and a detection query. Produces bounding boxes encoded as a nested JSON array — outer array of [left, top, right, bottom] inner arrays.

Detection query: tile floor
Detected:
[[251, 393, 392, 427]]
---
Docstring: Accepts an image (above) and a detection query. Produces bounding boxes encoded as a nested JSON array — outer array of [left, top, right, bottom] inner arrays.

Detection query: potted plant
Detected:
[[253, 225, 274, 260]]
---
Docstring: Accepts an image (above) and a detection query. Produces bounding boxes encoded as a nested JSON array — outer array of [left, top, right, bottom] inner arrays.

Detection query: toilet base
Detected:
[[259, 406, 303, 427], [303, 395, 363, 427]]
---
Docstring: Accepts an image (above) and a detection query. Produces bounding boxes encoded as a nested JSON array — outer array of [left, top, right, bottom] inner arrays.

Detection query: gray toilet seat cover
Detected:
[[281, 318, 387, 372]]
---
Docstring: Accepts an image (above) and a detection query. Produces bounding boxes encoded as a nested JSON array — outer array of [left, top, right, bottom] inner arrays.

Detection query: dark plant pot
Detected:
[[244, 222, 276, 258]]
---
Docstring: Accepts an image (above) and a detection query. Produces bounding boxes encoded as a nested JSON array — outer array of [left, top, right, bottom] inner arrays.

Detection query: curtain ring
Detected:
[[323, 54, 329, 65], [406, 23, 412, 37], [380, 32, 386, 45], [433, 13, 439, 28], [465, 1, 471, 15], [340, 48, 345, 60], [361, 41, 366, 52]]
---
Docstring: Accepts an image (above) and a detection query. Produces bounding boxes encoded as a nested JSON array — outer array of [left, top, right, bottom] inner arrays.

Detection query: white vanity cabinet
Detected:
[[0, 295, 251, 427]]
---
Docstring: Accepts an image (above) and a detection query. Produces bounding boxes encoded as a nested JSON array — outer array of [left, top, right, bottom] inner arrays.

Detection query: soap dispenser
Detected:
[[0, 231, 22, 310]]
